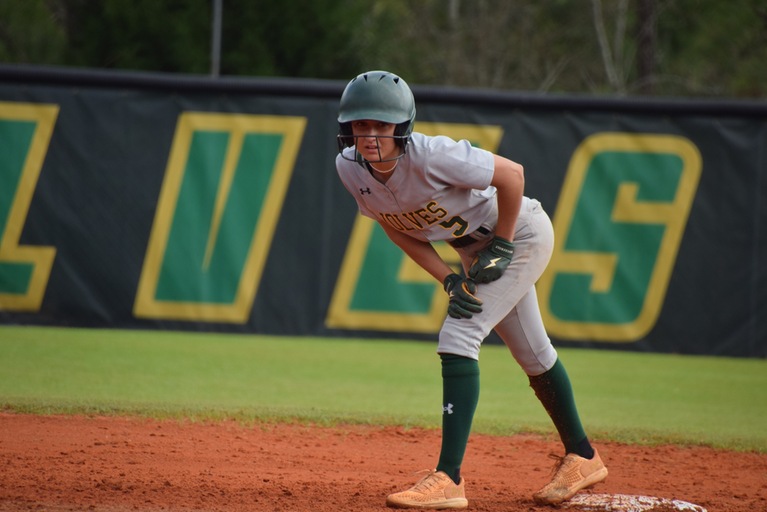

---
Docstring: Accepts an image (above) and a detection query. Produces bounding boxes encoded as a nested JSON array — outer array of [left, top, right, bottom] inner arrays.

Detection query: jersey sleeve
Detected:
[[335, 153, 377, 219], [424, 135, 495, 190]]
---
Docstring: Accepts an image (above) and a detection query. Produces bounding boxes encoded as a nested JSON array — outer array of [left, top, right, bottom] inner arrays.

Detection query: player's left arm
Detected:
[[491, 154, 524, 241], [467, 155, 524, 283]]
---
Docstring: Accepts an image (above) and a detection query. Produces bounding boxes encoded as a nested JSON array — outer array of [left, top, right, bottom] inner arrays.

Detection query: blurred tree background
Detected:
[[0, 0, 765, 98]]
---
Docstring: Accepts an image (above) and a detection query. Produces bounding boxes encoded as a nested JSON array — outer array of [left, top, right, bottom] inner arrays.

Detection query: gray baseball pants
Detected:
[[438, 197, 558, 377]]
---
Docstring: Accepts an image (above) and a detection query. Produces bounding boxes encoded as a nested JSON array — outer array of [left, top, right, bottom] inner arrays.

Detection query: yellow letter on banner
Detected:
[[537, 132, 702, 341], [134, 112, 306, 323], [0, 102, 59, 311]]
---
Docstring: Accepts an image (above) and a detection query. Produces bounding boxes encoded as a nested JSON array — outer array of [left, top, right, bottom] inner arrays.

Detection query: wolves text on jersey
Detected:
[[377, 200, 470, 238], [377, 200, 447, 232]]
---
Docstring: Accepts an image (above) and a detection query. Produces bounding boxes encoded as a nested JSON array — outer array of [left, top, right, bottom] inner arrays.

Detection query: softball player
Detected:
[[335, 70, 607, 509]]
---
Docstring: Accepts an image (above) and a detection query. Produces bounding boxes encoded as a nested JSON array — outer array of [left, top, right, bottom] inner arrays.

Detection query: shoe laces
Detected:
[[545, 453, 574, 476], [410, 470, 447, 493]]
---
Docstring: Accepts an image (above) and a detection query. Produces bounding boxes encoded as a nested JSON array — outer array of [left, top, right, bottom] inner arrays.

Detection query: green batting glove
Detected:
[[468, 236, 515, 284], [443, 273, 483, 319]]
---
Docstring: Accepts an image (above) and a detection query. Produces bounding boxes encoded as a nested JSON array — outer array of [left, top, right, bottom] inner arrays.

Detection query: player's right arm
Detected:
[[379, 221, 454, 284]]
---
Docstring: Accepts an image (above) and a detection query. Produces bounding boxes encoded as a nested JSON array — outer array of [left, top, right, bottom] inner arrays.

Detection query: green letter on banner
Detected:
[[134, 113, 306, 323], [538, 133, 702, 342], [0, 102, 58, 311]]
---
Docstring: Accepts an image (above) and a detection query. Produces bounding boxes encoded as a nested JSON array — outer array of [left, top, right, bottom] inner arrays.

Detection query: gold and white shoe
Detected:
[[386, 470, 468, 509], [533, 449, 608, 505]]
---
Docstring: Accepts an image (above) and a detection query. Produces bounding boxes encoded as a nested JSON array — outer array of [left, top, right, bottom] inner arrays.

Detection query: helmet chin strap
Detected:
[[354, 136, 407, 171]]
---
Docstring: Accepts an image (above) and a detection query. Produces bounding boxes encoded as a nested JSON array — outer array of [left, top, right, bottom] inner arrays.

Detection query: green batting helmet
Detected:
[[337, 70, 416, 152]]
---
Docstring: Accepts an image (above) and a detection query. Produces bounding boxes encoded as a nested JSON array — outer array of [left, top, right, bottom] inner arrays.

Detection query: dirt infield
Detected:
[[1, 413, 765, 512]]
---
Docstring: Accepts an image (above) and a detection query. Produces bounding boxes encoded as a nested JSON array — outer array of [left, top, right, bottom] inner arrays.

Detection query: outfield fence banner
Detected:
[[0, 65, 765, 357]]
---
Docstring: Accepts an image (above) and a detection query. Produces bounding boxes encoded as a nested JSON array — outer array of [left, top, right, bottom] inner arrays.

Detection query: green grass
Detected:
[[0, 325, 765, 452]]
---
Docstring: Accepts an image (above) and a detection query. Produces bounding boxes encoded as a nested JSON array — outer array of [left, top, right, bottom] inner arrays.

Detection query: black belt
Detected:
[[447, 226, 491, 248]]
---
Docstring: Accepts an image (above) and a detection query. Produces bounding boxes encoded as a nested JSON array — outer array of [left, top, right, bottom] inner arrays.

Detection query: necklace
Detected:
[[370, 159, 399, 174]]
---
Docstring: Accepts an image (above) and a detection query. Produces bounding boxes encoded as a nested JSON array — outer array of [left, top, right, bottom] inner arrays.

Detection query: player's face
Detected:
[[351, 120, 399, 162]]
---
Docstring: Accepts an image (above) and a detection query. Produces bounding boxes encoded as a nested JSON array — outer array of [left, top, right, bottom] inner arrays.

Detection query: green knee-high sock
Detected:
[[528, 358, 594, 459], [436, 354, 480, 484]]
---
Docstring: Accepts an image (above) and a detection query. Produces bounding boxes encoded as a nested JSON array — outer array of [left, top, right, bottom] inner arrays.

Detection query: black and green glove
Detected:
[[443, 273, 483, 319], [468, 236, 515, 284]]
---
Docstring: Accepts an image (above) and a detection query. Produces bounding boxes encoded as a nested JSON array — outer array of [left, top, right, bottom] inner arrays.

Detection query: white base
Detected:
[[562, 493, 707, 512]]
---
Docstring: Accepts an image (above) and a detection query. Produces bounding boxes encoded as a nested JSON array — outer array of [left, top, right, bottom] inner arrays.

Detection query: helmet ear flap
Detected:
[[394, 121, 412, 150], [393, 121, 410, 137], [338, 122, 354, 149]]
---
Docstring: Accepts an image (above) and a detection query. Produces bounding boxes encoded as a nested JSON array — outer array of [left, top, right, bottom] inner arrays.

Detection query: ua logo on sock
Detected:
[[442, 403, 454, 415]]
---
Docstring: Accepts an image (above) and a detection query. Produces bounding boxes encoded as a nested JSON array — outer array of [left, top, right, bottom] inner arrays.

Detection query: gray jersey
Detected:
[[336, 132, 499, 242]]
